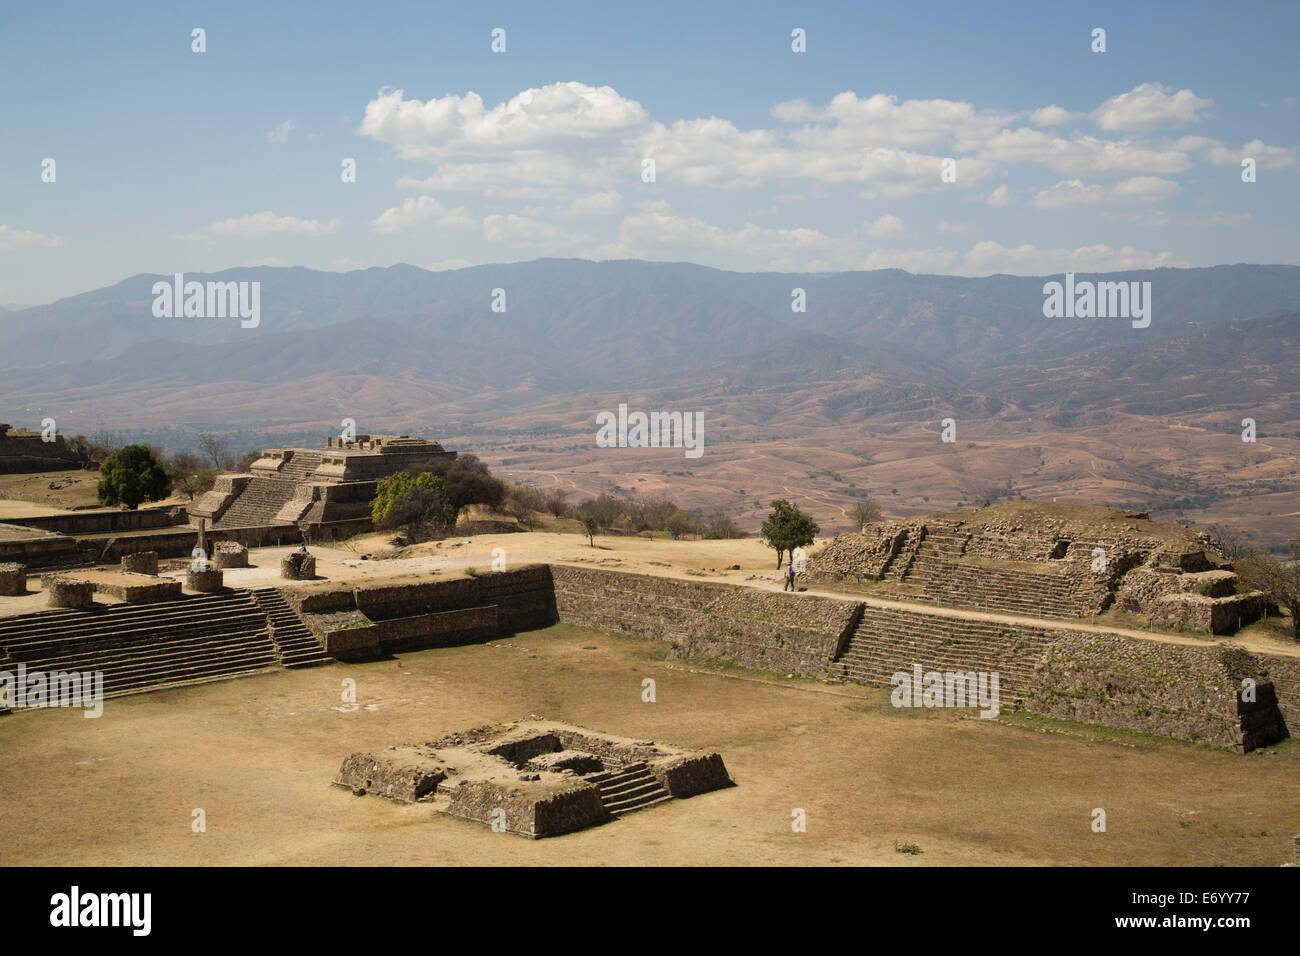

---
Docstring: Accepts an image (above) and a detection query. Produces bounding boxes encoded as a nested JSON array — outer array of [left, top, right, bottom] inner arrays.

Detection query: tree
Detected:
[[760, 499, 820, 569], [1237, 539, 1300, 642], [578, 493, 625, 533], [581, 516, 599, 547], [418, 454, 506, 512], [850, 499, 884, 533], [544, 488, 571, 517], [196, 433, 231, 469], [1206, 524, 1250, 562], [503, 482, 546, 530], [372, 471, 457, 540], [704, 509, 742, 539], [663, 510, 696, 540], [97, 445, 172, 510]]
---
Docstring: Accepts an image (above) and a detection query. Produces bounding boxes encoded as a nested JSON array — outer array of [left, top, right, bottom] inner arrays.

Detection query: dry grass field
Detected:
[[1, 621, 1296, 866]]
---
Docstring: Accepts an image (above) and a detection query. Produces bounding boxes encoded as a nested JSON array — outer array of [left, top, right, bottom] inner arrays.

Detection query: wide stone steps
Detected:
[[251, 587, 331, 668], [835, 607, 1055, 694], [0, 587, 319, 705], [0, 593, 262, 649], [212, 478, 299, 529], [902, 549, 1080, 618], [588, 762, 672, 816], [277, 452, 323, 483]]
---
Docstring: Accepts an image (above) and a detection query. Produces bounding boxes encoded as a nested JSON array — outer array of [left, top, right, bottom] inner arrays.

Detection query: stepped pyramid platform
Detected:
[[189, 434, 455, 536], [333, 716, 733, 838], [806, 501, 1273, 635]]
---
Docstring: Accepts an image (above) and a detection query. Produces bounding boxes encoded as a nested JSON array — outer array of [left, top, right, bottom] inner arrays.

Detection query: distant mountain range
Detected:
[[2, 259, 1297, 543]]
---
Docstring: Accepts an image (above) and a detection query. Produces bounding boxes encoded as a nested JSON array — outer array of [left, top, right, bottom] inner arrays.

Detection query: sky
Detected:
[[1, 0, 1298, 305]]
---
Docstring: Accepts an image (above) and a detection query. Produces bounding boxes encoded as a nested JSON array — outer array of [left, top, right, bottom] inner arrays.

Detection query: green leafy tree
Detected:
[[663, 510, 696, 540], [1237, 538, 1300, 642], [761, 499, 820, 569], [417, 454, 506, 512], [372, 471, 457, 539], [97, 445, 172, 510]]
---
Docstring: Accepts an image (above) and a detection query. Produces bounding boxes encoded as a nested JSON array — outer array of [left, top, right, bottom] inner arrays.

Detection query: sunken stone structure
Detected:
[[189, 434, 455, 537], [334, 716, 733, 838]]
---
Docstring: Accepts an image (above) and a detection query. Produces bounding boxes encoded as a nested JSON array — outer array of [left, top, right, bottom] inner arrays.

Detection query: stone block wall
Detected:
[[549, 565, 859, 677]]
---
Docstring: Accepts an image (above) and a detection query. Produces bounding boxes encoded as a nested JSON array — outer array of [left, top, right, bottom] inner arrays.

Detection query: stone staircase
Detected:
[[251, 587, 330, 668], [834, 604, 1056, 695], [212, 477, 299, 529], [277, 450, 323, 483], [901, 534, 1080, 618], [0, 591, 279, 700], [588, 762, 672, 816]]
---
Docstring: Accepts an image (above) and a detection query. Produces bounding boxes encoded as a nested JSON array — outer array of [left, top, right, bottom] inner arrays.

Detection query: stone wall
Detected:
[[1027, 633, 1262, 750], [6, 507, 185, 535], [291, 566, 556, 658], [549, 564, 859, 677]]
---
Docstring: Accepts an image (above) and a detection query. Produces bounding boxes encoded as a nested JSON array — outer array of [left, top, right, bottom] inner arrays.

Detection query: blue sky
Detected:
[[1, 0, 1297, 304]]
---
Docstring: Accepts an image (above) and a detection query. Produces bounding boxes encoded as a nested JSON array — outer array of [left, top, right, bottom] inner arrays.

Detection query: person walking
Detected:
[[783, 562, 796, 591]]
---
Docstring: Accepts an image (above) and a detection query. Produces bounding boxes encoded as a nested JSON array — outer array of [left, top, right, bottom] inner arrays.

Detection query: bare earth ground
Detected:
[[1, 622, 1296, 866], [2, 528, 1297, 866]]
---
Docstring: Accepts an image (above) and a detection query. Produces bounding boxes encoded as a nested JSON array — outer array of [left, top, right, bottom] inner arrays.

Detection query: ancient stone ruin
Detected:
[[280, 552, 315, 580], [334, 716, 733, 838], [0, 562, 26, 596], [805, 501, 1273, 636], [212, 541, 249, 569], [121, 551, 159, 575], [189, 434, 455, 537]]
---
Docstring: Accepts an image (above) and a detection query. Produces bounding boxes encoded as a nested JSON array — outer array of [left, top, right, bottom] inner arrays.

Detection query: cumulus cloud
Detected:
[[1203, 138, 1300, 169], [370, 195, 474, 233], [1032, 176, 1180, 208], [862, 214, 905, 238], [1092, 83, 1213, 131], [986, 185, 1011, 206], [206, 211, 339, 237], [1028, 105, 1073, 126]]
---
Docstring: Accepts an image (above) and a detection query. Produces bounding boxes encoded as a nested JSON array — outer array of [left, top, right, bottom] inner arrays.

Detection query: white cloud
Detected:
[[1028, 105, 1073, 126], [1092, 83, 1213, 131], [1032, 176, 1180, 208], [369, 195, 474, 233], [862, 214, 905, 238], [206, 211, 339, 237], [937, 219, 971, 233], [267, 120, 295, 144], [360, 82, 647, 158], [1203, 138, 1300, 169], [566, 190, 623, 215], [986, 185, 1011, 206], [977, 128, 1195, 175], [482, 214, 587, 247], [0, 224, 63, 251]]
